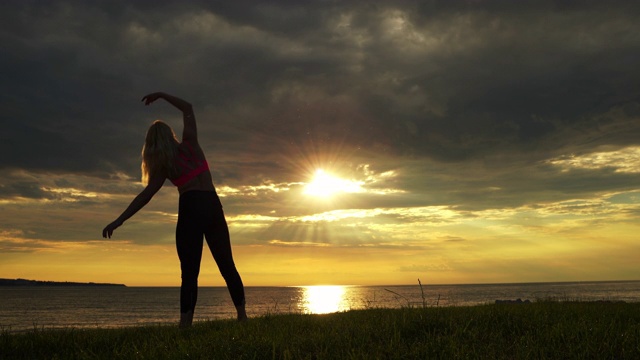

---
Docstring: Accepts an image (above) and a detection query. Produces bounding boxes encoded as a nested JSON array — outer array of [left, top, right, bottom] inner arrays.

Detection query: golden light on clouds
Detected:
[[216, 183, 294, 198], [41, 187, 99, 201], [547, 146, 640, 173]]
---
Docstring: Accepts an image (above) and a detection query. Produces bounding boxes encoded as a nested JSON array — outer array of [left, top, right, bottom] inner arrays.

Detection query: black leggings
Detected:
[[176, 190, 245, 314]]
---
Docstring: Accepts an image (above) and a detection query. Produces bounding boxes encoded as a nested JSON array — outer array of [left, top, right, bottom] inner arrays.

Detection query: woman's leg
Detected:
[[204, 205, 247, 320], [176, 196, 205, 327]]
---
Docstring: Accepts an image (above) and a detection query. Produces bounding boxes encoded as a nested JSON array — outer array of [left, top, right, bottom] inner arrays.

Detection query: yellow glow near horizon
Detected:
[[301, 285, 348, 314], [303, 169, 363, 198]]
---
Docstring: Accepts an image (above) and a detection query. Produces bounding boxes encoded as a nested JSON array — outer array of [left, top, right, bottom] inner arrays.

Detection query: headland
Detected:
[[0, 278, 126, 287]]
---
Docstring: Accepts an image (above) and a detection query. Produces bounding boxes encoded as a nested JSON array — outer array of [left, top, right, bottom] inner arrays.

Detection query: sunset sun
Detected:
[[304, 169, 363, 198]]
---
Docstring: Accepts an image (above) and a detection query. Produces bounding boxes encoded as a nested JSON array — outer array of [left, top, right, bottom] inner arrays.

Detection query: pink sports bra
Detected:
[[170, 141, 210, 187]]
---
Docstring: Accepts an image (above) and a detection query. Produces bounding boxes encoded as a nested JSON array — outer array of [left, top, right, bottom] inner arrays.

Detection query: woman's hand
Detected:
[[102, 219, 123, 239], [141, 92, 164, 106]]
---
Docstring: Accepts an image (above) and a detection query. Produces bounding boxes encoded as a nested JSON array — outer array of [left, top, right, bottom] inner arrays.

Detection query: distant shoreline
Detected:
[[0, 278, 126, 287]]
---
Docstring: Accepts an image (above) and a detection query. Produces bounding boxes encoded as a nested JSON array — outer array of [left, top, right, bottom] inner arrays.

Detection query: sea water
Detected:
[[1, 281, 639, 332]]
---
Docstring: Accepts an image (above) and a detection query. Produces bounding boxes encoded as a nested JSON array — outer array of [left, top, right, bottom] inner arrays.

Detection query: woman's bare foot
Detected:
[[236, 304, 247, 322], [179, 310, 193, 328]]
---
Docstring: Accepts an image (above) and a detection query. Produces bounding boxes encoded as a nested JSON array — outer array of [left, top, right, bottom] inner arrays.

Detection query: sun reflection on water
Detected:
[[301, 285, 349, 314]]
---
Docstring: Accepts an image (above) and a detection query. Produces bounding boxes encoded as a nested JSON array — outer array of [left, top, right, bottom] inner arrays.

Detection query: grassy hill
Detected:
[[2, 301, 639, 359]]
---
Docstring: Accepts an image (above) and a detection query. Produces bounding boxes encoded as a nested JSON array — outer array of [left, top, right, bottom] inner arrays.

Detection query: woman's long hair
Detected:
[[141, 120, 180, 184]]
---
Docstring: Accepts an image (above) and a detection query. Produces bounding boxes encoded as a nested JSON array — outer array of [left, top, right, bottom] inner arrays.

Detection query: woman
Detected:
[[102, 92, 247, 326]]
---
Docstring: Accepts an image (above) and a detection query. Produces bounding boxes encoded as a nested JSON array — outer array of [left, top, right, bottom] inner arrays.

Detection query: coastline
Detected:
[[0, 278, 126, 287]]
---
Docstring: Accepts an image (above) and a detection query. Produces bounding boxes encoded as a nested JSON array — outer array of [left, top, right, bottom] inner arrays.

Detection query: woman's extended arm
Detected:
[[142, 92, 197, 142], [102, 175, 165, 239]]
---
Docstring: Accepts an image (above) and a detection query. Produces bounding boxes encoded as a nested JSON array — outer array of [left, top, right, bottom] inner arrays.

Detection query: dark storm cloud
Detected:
[[1, 0, 640, 192], [0, 180, 49, 200], [212, 0, 640, 165]]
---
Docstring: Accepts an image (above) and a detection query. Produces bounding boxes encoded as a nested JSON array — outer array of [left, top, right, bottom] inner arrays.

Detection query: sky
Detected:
[[1, 0, 640, 287]]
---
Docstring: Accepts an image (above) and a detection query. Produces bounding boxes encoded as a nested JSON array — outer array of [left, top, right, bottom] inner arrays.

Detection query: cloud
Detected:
[[3, 1, 640, 174], [2, 1, 640, 284]]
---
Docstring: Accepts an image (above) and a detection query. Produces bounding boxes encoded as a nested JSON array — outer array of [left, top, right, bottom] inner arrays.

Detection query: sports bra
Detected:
[[170, 141, 210, 187]]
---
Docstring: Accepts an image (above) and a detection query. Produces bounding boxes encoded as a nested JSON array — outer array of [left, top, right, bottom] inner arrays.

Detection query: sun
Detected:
[[304, 169, 363, 198]]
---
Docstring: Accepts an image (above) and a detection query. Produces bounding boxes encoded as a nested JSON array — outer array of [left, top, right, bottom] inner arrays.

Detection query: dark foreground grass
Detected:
[[2, 301, 640, 359]]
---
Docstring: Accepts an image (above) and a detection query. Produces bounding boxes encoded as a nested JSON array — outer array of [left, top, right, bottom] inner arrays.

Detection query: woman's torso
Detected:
[[172, 140, 216, 195]]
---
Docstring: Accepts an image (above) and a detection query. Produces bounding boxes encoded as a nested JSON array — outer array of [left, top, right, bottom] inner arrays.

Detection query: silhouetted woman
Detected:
[[103, 92, 247, 326]]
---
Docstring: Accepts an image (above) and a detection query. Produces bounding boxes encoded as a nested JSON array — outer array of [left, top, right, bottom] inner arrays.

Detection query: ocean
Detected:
[[1, 280, 639, 332]]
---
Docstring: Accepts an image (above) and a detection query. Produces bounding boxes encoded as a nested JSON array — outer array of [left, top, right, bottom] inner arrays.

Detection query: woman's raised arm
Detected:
[[142, 92, 197, 142]]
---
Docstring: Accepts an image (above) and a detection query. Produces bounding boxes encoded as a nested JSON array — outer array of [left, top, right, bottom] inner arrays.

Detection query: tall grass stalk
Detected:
[[418, 278, 427, 308], [386, 279, 438, 308]]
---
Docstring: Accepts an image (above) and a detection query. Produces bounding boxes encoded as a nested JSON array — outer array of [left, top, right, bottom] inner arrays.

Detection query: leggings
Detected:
[[176, 190, 245, 314]]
